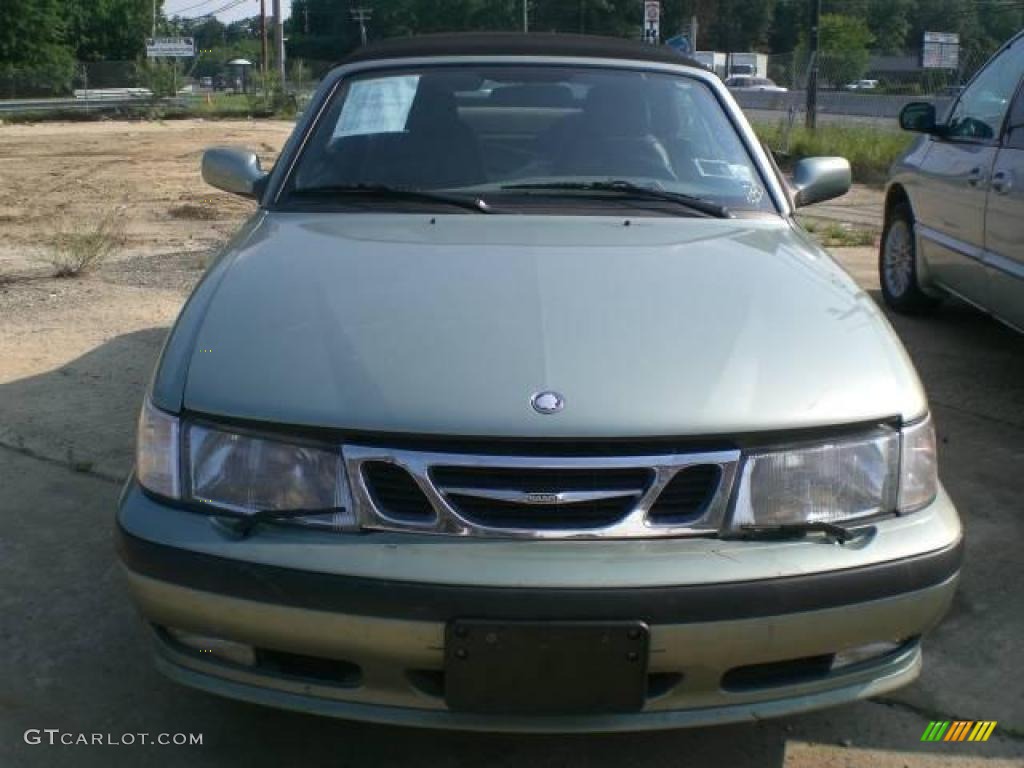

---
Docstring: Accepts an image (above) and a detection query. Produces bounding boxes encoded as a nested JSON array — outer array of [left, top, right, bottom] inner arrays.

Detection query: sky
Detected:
[[165, 0, 292, 24]]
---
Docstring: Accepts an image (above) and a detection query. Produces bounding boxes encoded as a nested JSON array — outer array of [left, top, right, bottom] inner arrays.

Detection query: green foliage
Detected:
[[0, 0, 75, 96], [137, 59, 179, 98], [798, 14, 873, 87], [67, 0, 156, 61], [754, 121, 914, 183]]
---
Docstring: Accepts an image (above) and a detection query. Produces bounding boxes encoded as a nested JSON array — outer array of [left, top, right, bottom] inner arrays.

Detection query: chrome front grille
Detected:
[[344, 445, 740, 539]]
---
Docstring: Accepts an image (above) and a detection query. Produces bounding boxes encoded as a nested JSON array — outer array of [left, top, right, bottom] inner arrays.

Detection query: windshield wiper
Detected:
[[725, 521, 871, 544], [501, 180, 732, 218], [211, 507, 348, 539], [289, 184, 492, 213]]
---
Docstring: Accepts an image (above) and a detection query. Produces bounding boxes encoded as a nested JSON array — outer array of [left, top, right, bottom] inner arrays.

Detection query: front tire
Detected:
[[879, 203, 939, 314]]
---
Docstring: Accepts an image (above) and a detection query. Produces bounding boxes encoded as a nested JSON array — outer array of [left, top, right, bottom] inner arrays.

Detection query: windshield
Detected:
[[283, 64, 774, 214]]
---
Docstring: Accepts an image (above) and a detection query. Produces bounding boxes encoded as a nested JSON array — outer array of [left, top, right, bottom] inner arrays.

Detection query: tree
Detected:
[[799, 14, 873, 87], [67, 0, 160, 61], [0, 0, 75, 95]]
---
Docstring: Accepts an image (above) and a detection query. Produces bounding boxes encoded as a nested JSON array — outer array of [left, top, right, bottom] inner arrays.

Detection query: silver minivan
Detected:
[[881, 31, 1024, 332]]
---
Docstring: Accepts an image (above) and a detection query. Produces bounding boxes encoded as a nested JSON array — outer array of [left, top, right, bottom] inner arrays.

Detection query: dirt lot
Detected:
[[1, 120, 1022, 767]]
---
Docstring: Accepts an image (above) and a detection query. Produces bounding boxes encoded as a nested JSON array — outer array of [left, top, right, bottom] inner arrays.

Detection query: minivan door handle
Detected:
[[991, 170, 1014, 195], [966, 166, 987, 187]]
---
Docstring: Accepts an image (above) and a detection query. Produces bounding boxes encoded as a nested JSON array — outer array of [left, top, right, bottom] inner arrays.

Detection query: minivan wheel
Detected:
[[879, 204, 939, 314]]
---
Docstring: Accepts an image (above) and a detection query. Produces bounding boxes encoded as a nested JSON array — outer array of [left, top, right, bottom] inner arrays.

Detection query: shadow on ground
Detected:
[[0, 327, 169, 481]]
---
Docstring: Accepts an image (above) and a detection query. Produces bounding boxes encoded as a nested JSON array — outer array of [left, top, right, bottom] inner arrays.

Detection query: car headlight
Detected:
[[898, 415, 937, 512], [137, 398, 181, 499], [731, 417, 939, 528], [732, 429, 900, 527], [185, 422, 350, 520]]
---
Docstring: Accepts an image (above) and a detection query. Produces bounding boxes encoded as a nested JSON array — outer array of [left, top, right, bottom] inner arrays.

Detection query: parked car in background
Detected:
[[881, 30, 1024, 333], [724, 76, 787, 92], [118, 33, 960, 731], [844, 79, 879, 91]]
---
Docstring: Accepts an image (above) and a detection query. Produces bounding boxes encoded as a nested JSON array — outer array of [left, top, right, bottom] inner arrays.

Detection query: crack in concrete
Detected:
[[0, 439, 122, 485]]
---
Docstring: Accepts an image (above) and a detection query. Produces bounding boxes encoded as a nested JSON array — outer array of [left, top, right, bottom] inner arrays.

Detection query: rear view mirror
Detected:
[[791, 157, 852, 208], [202, 147, 268, 199], [899, 102, 938, 133]]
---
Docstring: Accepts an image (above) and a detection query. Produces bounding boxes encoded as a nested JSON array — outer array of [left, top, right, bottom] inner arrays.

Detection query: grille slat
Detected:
[[432, 466, 651, 530], [349, 445, 740, 538], [648, 464, 723, 524], [448, 494, 633, 529], [361, 462, 435, 523]]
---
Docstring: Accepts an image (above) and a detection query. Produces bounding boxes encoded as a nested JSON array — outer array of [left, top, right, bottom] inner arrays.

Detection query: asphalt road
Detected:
[[1, 250, 1022, 767]]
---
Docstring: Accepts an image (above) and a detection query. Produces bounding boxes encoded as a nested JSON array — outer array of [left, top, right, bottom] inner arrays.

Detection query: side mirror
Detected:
[[201, 147, 268, 199], [899, 102, 938, 133], [791, 157, 852, 208]]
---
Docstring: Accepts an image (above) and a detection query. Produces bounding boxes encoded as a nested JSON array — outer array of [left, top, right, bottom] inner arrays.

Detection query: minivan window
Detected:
[[284, 65, 774, 213], [947, 39, 1024, 140]]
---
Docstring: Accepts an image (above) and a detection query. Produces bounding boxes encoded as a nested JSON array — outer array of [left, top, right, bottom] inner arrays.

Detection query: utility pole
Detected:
[[522, 0, 528, 33], [273, 0, 285, 86], [351, 8, 372, 46], [805, 0, 821, 130], [260, 0, 268, 79]]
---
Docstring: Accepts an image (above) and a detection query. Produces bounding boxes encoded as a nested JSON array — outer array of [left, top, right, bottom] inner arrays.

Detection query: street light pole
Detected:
[[351, 8, 372, 46], [260, 0, 268, 78], [273, 0, 285, 86], [805, 0, 821, 131], [523, 0, 528, 33]]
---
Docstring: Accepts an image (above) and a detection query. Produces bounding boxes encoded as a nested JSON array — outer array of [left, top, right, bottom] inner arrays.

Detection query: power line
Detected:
[[164, 0, 224, 16]]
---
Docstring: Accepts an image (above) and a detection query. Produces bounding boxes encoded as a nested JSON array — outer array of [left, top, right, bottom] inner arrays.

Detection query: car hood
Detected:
[[181, 213, 925, 437]]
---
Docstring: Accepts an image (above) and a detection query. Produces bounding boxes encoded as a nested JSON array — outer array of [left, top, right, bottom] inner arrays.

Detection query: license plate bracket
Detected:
[[444, 620, 649, 715]]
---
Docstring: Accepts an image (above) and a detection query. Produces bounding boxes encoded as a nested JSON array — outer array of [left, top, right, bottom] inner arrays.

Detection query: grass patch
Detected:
[[753, 121, 914, 184], [42, 209, 125, 277], [800, 217, 876, 248]]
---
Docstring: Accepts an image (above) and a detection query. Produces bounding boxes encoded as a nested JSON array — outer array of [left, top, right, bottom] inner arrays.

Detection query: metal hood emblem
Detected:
[[530, 391, 565, 415]]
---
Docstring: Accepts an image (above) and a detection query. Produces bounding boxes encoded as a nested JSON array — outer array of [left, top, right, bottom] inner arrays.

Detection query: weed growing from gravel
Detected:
[[43, 209, 126, 278]]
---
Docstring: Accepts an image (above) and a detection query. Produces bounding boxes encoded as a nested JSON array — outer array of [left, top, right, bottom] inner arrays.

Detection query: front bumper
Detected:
[[117, 480, 962, 732]]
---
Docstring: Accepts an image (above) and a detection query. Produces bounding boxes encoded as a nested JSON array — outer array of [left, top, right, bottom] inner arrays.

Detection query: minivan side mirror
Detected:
[[201, 147, 269, 199], [791, 157, 852, 208], [899, 102, 938, 133]]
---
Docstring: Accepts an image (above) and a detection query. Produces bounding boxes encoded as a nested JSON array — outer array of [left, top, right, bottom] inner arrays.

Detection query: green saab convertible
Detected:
[[117, 33, 962, 731]]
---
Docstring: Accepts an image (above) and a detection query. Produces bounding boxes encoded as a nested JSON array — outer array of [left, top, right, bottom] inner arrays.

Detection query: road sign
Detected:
[[145, 37, 195, 58], [664, 34, 691, 55], [922, 31, 959, 70], [643, 1, 660, 44]]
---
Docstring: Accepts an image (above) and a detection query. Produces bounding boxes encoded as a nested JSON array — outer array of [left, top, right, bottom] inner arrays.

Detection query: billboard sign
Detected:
[[145, 37, 195, 58], [922, 32, 959, 70]]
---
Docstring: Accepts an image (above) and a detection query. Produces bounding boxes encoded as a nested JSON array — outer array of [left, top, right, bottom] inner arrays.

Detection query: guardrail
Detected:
[[732, 89, 955, 120]]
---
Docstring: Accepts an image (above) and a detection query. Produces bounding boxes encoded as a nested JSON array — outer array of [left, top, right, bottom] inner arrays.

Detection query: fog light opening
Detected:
[[163, 626, 257, 667], [831, 638, 912, 671]]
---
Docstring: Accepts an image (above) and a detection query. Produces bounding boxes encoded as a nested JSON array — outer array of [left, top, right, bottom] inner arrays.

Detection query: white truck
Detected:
[[693, 51, 727, 78], [727, 52, 768, 79]]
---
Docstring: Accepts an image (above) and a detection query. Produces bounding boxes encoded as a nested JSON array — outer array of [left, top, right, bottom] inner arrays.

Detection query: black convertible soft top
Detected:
[[340, 32, 702, 69]]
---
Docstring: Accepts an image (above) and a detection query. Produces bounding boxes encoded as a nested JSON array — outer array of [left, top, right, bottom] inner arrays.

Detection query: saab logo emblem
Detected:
[[523, 492, 559, 504], [921, 721, 997, 742], [530, 391, 565, 415]]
